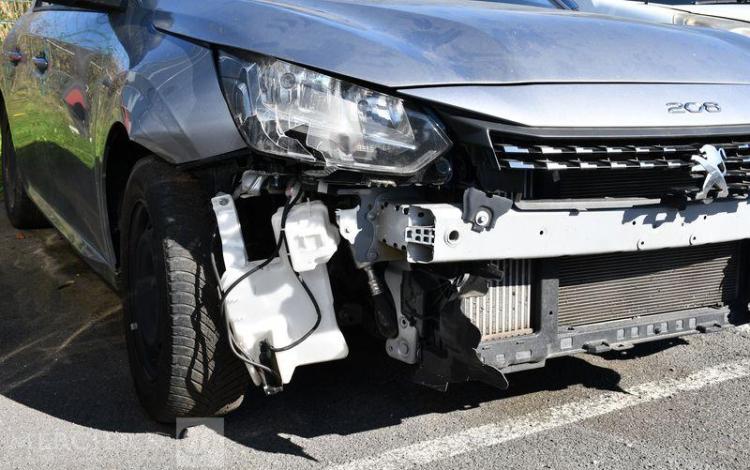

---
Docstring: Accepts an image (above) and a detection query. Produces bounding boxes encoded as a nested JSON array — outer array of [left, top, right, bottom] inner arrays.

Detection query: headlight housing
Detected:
[[217, 50, 452, 175]]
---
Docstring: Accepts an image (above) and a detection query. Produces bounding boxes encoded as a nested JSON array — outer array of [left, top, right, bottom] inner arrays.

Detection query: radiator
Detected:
[[558, 243, 740, 328], [461, 260, 534, 340]]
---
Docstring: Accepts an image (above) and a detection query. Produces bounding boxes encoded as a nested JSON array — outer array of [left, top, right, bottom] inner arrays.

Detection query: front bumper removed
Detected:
[[352, 193, 747, 373], [213, 185, 749, 392]]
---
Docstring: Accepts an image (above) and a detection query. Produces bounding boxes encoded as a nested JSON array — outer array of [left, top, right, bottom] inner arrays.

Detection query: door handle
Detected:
[[8, 50, 23, 65], [32, 54, 48, 73]]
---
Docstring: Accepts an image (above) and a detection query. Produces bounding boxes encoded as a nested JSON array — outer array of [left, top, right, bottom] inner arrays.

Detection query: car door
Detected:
[[2, 9, 53, 206], [23, 2, 124, 270]]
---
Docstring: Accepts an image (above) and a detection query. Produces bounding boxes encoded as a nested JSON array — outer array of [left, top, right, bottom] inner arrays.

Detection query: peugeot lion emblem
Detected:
[[691, 144, 729, 202]]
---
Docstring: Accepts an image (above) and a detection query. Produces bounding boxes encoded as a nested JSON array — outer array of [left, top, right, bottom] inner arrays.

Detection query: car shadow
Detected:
[[0, 213, 682, 461], [0, 220, 168, 436], [221, 331, 627, 459]]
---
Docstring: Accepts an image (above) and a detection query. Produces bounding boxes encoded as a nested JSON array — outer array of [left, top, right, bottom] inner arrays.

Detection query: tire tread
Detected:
[[120, 157, 248, 423]]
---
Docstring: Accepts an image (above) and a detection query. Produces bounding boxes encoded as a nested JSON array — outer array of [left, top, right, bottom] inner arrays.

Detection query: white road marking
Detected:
[[330, 359, 750, 470]]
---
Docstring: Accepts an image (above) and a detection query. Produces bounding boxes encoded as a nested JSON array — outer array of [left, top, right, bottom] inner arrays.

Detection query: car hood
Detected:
[[151, 0, 750, 88]]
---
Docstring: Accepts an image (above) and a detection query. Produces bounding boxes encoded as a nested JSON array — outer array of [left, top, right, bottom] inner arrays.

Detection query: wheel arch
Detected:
[[102, 121, 242, 273], [102, 122, 152, 270], [119, 31, 246, 165]]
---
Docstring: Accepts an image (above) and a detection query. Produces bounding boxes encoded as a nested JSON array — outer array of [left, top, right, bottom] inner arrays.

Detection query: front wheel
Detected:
[[120, 157, 248, 423]]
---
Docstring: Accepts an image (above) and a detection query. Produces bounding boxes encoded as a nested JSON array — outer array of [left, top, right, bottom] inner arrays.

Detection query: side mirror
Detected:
[[42, 0, 127, 12]]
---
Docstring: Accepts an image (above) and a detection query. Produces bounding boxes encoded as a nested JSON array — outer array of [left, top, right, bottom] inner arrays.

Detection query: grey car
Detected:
[[4, 0, 750, 423]]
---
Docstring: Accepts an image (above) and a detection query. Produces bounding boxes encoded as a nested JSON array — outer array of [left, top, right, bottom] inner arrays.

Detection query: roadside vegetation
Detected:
[[0, 0, 32, 195], [0, 1, 30, 41]]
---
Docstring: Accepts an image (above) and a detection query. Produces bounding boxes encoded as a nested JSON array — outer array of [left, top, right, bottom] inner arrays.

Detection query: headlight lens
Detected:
[[217, 50, 451, 175]]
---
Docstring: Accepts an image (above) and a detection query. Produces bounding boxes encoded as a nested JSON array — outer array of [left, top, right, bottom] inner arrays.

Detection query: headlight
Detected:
[[217, 50, 452, 175]]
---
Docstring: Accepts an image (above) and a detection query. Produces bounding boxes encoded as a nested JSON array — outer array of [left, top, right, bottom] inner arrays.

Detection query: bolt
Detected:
[[367, 250, 379, 262], [398, 341, 410, 356], [400, 317, 409, 329], [220, 198, 230, 206], [475, 209, 491, 227]]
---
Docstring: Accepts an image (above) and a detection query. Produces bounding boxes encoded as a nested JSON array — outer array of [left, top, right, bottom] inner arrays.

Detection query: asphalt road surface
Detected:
[[1, 209, 750, 470]]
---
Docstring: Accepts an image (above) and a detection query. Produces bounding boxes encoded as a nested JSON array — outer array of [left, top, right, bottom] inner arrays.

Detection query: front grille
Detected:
[[461, 260, 533, 340], [558, 243, 741, 328], [492, 135, 750, 201], [549, 168, 697, 200]]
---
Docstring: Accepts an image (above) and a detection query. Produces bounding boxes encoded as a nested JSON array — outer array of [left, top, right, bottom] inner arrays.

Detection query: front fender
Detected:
[[120, 31, 246, 164]]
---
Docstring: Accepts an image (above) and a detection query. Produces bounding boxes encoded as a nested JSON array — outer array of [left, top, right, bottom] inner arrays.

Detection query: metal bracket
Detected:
[[233, 171, 270, 199], [336, 188, 420, 264], [384, 268, 419, 365], [462, 188, 513, 233]]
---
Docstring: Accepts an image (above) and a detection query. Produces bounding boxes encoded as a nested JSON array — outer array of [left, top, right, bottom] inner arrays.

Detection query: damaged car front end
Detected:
[[198, 36, 750, 392], [7, 0, 750, 420]]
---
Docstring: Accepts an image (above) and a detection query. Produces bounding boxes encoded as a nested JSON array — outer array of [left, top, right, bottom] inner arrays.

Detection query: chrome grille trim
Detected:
[[492, 137, 750, 199], [493, 140, 750, 173]]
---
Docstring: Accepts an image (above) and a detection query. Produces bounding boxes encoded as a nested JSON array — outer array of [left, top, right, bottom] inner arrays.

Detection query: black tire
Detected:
[[1, 98, 49, 229], [120, 157, 248, 423]]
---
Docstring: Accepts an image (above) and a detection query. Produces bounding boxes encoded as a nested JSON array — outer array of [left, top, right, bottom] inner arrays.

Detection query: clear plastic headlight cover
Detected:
[[217, 50, 451, 174]]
